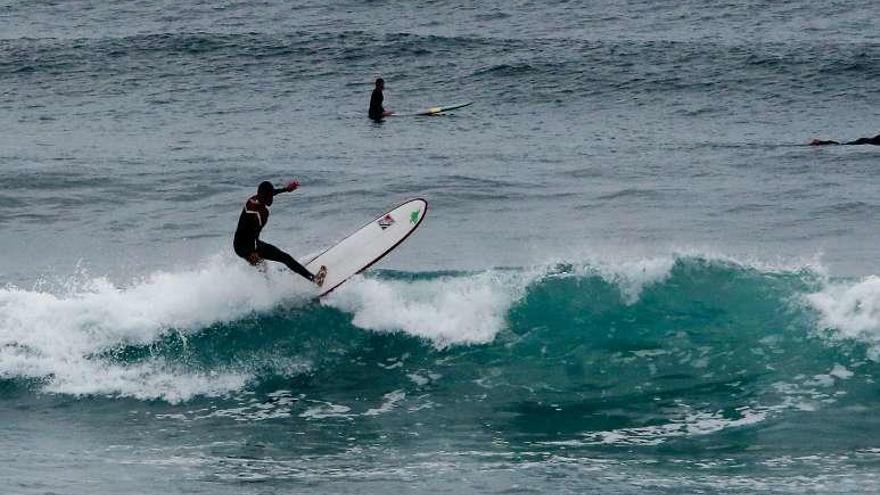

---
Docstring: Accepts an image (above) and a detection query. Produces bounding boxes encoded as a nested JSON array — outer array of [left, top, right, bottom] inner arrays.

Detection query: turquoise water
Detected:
[[2, 1, 880, 493]]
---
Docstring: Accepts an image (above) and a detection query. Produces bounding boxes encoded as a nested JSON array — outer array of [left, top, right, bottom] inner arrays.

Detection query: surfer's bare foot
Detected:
[[246, 252, 263, 265], [314, 265, 327, 287]]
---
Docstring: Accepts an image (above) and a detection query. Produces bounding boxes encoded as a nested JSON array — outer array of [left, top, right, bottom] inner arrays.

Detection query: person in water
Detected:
[[368, 77, 392, 120], [809, 133, 880, 146], [234, 180, 326, 286]]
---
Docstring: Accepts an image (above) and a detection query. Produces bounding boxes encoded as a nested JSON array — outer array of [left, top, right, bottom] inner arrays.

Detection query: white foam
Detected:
[[299, 401, 353, 419], [666, 247, 827, 277], [587, 256, 676, 304], [829, 363, 854, 380], [553, 248, 826, 304], [407, 370, 441, 387], [0, 249, 836, 402], [323, 270, 536, 348], [322, 251, 828, 346], [544, 406, 769, 447], [363, 389, 406, 416], [806, 275, 880, 344], [159, 390, 301, 421], [0, 255, 312, 402]]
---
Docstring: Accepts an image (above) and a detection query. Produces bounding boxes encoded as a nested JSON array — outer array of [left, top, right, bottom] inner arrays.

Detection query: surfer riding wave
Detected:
[[233, 180, 326, 286]]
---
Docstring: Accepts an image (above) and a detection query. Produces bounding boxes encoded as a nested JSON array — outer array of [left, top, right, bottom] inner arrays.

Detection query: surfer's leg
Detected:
[[256, 241, 314, 281]]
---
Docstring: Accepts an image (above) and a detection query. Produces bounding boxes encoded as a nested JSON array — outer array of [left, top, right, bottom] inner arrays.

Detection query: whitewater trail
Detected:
[[0, 255, 310, 401]]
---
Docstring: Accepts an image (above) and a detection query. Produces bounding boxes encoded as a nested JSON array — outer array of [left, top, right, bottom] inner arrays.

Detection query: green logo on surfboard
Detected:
[[410, 210, 420, 224]]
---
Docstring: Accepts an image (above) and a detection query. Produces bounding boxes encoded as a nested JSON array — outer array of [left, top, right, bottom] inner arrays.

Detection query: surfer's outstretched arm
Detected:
[[272, 180, 300, 196]]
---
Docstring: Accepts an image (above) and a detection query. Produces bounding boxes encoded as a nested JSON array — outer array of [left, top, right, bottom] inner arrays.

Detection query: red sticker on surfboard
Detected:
[[377, 214, 395, 230]]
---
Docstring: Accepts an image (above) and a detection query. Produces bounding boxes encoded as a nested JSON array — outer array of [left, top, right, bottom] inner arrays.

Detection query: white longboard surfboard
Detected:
[[416, 101, 473, 115], [305, 198, 428, 297], [390, 102, 473, 117]]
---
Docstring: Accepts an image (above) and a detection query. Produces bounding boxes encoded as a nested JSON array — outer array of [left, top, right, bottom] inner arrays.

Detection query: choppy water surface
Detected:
[[2, 1, 880, 493]]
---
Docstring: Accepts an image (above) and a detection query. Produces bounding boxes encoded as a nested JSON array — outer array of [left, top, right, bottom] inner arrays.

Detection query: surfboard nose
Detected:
[[306, 198, 428, 297]]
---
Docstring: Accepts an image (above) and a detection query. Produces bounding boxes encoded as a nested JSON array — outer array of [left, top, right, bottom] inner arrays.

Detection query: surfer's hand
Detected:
[[285, 180, 300, 192], [246, 252, 263, 265]]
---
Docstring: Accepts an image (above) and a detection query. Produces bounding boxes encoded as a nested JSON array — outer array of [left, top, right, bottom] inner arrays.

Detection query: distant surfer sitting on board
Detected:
[[368, 77, 392, 120], [234, 180, 326, 286], [809, 133, 880, 146]]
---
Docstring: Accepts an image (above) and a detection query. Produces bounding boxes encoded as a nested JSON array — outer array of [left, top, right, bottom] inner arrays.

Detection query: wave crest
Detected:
[[1, 252, 877, 403]]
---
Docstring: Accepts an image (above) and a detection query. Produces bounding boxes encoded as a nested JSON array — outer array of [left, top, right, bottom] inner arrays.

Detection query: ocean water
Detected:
[[2, 1, 880, 493]]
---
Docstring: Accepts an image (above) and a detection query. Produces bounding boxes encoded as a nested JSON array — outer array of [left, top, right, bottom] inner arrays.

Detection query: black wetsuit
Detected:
[[812, 134, 880, 146], [233, 192, 314, 281], [368, 88, 384, 120], [847, 134, 880, 145]]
